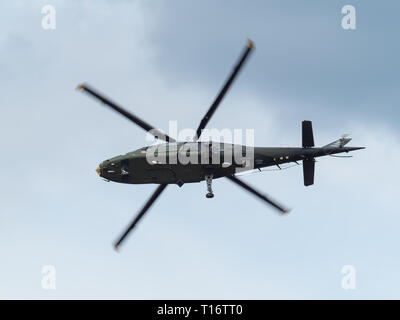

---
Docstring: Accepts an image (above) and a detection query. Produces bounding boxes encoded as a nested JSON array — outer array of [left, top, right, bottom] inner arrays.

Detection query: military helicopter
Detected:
[[77, 40, 364, 250]]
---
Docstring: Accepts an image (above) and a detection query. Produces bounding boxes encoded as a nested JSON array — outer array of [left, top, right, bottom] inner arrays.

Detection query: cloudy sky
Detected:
[[0, 0, 399, 299]]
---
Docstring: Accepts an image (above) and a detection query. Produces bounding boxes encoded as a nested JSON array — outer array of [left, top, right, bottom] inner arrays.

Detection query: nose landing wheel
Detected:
[[205, 174, 214, 198]]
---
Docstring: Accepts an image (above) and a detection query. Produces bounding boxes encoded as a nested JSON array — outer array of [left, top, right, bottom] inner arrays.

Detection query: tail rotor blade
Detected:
[[303, 158, 315, 186], [226, 175, 289, 214], [114, 184, 168, 250], [302, 120, 314, 148]]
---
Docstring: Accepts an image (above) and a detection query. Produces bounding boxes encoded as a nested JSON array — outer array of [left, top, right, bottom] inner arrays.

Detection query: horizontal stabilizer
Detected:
[[323, 135, 352, 148], [303, 159, 315, 186], [302, 121, 314, 148]]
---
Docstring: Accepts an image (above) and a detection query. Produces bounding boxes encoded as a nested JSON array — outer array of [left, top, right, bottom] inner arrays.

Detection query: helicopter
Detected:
[[77, 39, 364, 250]]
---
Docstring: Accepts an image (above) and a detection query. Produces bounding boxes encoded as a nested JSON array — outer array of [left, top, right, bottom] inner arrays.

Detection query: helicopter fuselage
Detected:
[[97, 142, 363, 185]]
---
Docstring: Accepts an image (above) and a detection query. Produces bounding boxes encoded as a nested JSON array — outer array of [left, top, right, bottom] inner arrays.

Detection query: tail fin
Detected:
[[302, 121, 314, 148], [302, 121, 315, 186], [323, 135, 352, 148]]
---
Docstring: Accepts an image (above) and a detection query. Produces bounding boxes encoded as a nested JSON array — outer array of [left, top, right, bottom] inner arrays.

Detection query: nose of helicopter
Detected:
[[96, 166, 101, 176]]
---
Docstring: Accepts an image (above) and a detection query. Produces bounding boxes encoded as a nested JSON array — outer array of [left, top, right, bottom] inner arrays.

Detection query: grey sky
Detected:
[[0, 0, 399, 299]]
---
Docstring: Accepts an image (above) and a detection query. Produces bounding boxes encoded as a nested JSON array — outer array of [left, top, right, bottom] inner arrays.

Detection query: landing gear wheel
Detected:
[[205, 174, 214, 198]]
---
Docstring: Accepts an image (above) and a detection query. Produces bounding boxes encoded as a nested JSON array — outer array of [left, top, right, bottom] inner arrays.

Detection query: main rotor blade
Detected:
[[114, 184, 168, 250], [77, 83, 175, 142], [226, 175, 289, 214], [194, 39, 255, 141]]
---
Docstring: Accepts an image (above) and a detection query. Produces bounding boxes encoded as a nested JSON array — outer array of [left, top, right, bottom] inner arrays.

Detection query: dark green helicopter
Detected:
[[77, 40, 364, 250]]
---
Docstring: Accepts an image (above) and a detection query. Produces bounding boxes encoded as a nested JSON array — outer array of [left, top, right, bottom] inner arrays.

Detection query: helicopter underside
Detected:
[[99, 159, 235, 185], [97, 145, 364, 186]]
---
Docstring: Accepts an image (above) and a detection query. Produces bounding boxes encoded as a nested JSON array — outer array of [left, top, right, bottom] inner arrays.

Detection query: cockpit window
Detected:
[[121, 159, 129, 167]]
